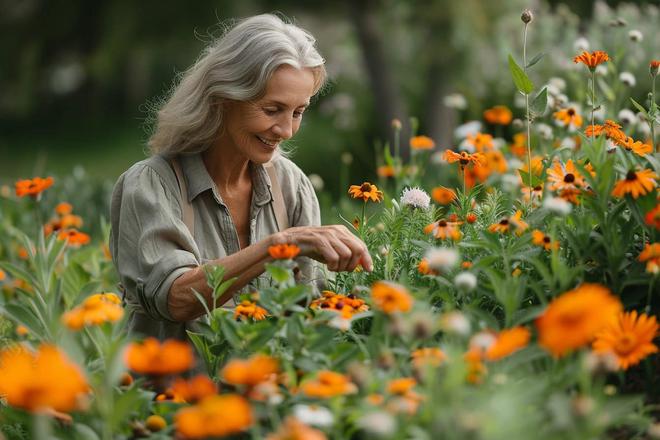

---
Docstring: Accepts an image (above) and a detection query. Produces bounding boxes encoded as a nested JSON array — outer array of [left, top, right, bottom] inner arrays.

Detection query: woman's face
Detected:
[[221, 65, 317, 164]]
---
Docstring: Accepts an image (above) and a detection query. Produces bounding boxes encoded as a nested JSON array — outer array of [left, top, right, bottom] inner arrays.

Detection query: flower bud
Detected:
[[391, 119, 402, 130], [651, 60, 660, 78], [521, 9, 533, 24]]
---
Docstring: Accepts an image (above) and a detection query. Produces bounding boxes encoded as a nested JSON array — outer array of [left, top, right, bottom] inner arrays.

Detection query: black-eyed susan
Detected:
[[546, 159, 585, 192], [617, 136, 652, 156], [423, 219, 462, 241], [611, 169, 658, 199], [532, 230, 560, 251], [553, 106, 583, 130], [348, 182, 384, 203], [466, 133, 494, 152]]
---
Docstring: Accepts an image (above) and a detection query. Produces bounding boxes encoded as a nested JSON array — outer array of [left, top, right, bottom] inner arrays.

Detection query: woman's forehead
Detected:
[[260, 66, 316, 107]]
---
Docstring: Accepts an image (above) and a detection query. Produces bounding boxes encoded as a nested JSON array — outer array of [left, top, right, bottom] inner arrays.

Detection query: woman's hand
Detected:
[[273, 225, 373, 272]]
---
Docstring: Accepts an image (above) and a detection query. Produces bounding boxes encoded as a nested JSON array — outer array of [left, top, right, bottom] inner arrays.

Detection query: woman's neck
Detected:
[[202, 142, 251, 191]]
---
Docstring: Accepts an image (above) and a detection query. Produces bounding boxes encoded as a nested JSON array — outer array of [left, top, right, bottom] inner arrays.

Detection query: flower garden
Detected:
[[1, 9, 659, 440]]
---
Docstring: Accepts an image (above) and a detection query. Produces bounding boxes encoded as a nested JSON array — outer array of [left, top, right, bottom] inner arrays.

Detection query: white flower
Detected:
[[536, 123, 553, 140], [425, 247, 459, 272], [454, 272, 477, 292], [548, 77, 567, 91], [454, 120, 482, 139], [617, 109, 636, 126], [470, 331, 497, 351], [595, 65, 608, 76], [501, 174, 521, 191], [329, 315, 352, 332], [458, 138, 475, 153], [308, 174, 324, 192], [628, 29, 643, 42], [430, 152, 445, 165], [493, 137, 506, 150], [400, 187, 430, 209], [543, 197, 572, 216], [546, 83, 561, 97], [293, 404, 335, 428], [593, 104, 606, 122], [605, 139, 618, 153], [555, 94, 569, 107], [514, 93, 526, 108], [637, 120, 651, 136], [341, 152, 353, 165], [358, 411, 397, 436], [508, 157, 523, 170], [560, 137, 577, 150], [619, 71, 636, 87], [443, 93, 467, 110], [440, 311, 471, 336], [573, 37, 590, 53]]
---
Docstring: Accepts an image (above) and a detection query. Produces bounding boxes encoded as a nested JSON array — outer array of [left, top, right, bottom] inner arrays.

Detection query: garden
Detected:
[[0, 3, 659, 440]]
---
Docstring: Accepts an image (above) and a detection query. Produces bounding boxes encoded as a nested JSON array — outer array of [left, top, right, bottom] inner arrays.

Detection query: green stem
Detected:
[[591, 70, 596, 143], [652, 75, 657, 153], [523, 22, 533, 202]]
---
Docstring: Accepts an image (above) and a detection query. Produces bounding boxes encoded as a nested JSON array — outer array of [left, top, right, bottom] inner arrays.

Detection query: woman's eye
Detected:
[[263, 108, 278, 116], [293, 110, 305, 118]]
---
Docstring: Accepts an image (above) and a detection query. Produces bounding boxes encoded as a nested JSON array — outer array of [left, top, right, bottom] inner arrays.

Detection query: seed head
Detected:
[[521, 9, 533, 24]]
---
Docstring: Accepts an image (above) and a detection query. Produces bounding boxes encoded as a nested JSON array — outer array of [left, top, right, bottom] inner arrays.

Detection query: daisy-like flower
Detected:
[[443, 150, 486, 169], [521, 184, 544, 204], [483, 106, 513, 125], [57, 229, 91, 247], [546, 159, 585, 192], [585, 120, 626, 143], [62, 293, 124, 330], [410, 135, 435, 150], [222, 354, 279, 387], [423, 219, 462, 241], [645, 205, 660, 230], [424, 246, 459, 272], [377, 165, 395, 178], [371, 281, 413, 314], [532, 230, 560, 251], [485, 326, 531, 361], [592, 310, 658, 370], [268, 244, 301, 259], [616, 137, 652, 156], [573, 50, 609, 71], [175, 394, 252, 439], [234, 300, 269, 321], [431, 186, 457, 205], [310, 290, 369, 318], [454, 271, 477, 292], [125, 338, 194, 376], [300, 371, 357, 398], [400, 187, 430, 209], [411, 347, 446, 368], [543, 196, 573, 216], [611, 169, 658, 199], [417, 258, 437, 276], [15, 176, 54, 198], [466, 133, 494, 152], [553, 106, 583, 130], [348, 182, 384, 203], [638, 243, 660, 274], [488, 210, 528, 235]]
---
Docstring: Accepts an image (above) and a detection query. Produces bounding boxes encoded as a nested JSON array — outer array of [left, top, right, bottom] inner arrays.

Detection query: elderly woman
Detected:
[[110, 14, 372, 340]]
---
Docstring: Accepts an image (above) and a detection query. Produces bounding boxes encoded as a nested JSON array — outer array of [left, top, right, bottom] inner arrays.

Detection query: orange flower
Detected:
[[300, 370, 357, 398], [488, 210, 527, 235], [222, 354, 279, 387], [431, 186, 456, 205], [585, 120, 626, 143], [463, 349, 487, 384], [650, 60, 660, 76], [424, 219, 462, 241], [15, 177, 54, 197], [125, 338, 194, 375], [417, 258, 437, 276], [553, 106, 583, 129], [519, 155, 544, 177], [410, 135, 435, 150], [145, 415, 167, 432], [510, 133, 527, 157], [268, 243, 301, 259], [0, 269, 5, 281], [175, 394, 252, 439], [485, 327, 531, 361], [377, 165, 395, 178], [55, 202, 73, 216], [57, 229, 91, 247], [645, 204, 660, 230], [387, 377, 416, 395], [17, 246, 30, 260], [592, 310, 658, 370], [348, 182, 384, 203], [611, 169, 658, 199], [443, 150, 486, 168], [171, 375, 217, 403], [536, 284, 623, 357], [371, 281, 413, 314], [521, 184, 544, 204], [617, 136, 652, 156], [483, 106, 512, 125], [0, 344, 89, 413], [62, 293, 124, 330], [267, 417, 327, 440], [411, 347, 446, 368], [573, 50, 609, 70], [532, 230, 560, 251], [234, 300, 269, 321], [546, 159, 585, 192], [310, 290, 369, 318], [638, 243, 660, 274], [466, 133, 494, 152]]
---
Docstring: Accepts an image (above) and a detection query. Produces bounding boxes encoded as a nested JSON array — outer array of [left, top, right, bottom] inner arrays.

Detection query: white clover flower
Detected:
[[548, 77, 567, 91], [555, 94, 569, 107], [308, 174, 324, 192], [501, 174, 521, 191], [560, 137, 578, 150], [618, 109, 636, 126], [628, 29, 643, 42], [543, 196, 572, 216], [454, 120, 482, 139], [619, 71, 636, 87], [440, 311, 471, 336], [546, 83, 561, 97], [358, 411, 397, 436], [573, 37, 590, 52], [443, 93, 468, 110], [293, 404, 335, 427], [536, 123, 553, 140], [595, 65, 608, 76], [425, 247, 459, 272], [400, 187, 430, 209], [454, 272, 477, 292], [508, 157, 523, 170]]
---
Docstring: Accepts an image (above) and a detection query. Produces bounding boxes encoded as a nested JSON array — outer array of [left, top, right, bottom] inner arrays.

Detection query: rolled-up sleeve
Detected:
[[290, 171, 324, 287], [112, 164, 199, 322]]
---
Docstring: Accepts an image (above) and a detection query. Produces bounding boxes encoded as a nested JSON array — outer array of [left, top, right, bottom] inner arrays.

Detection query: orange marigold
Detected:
[[387, 377, 416, 395], [266, 417, 327, 440], [57, 229, 91, 247], [411, 347, 446, 368], [431, 186, 457, 205], [300, 370, 357, 398], [617, 136, 652, 156], [592, 310, 658, 370], [175, 394, 252, 439], [638, 243, 660, 274], [645, 204, 660, 230], [234, 300, 269, 321], [62, 292, 124, 330], [55, 202, 73, 216], [585, 120, 626, 143], [573, 50, 609, 70], [222, 354, 279, 387], [417, 258, 437, 276], [466, 133, 494, 152], [268, 243, 301, 260], [536, 284, 623, 357], [310, 290, 369, 319], [371, 281, 413, 314], [125, 338, 194, 375], [611, 169, 658, 199], [483, 106, 513, 125], [650, 60, 660, 76], [171, 375, 217, 403], [485, 327, 531, 361], [443, 150, 486, 168], [348, 182, 384, 202], [410, 135, 435, 150], [15, 176, 54, 197]]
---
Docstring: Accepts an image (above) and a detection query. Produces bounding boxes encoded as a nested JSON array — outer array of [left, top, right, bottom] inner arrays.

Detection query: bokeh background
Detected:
[[1, 0, 658, 200]]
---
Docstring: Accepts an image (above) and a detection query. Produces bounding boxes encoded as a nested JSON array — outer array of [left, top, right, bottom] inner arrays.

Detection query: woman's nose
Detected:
[[273, 115, 294, 139]]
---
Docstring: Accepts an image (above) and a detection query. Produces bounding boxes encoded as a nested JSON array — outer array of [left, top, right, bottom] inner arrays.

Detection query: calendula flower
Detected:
[[585, 120, 626, 143], [300, 371, 357, 398], [268, 243, 301, 259], [57, 229, 91, 247], [546, 159, 585, 192], [371, 281, 413, 314], [267, 417, 327, 440], [175, 394, 252, 439], [592, 310, 658, 370], [553, 106, 583, 130], [485, 327, 531, 361], [573, 50, 609, 70], [617, 137, 653, 156], [483, 106, 512, 125], [488, 210, 528, 235], [410, 135, 435, 150], [310, 290, 369, 318], [417, 258, 437, 276], [611, 169, 658, 199], [0, 344, 89, 413], [536, 284, 623, 357], [645, 205, 660, 230], [466, 133, 494, 152], [431, 186, 456, 205], [348, 182, 384, 202], [532, 230, 560, 251], [15, 176, 54, 197], [424, 219, 462, 241], [443, 150, 486, 168], [62, 293, 124, 330], [638, 243, 660, 274], [377, 165, 395, 178], [125, 338, 194, 376], [411, 348, 446, 368], [463, 349, 487, 384], [222, 354, 279, 387], [510, 133, 527, 157]]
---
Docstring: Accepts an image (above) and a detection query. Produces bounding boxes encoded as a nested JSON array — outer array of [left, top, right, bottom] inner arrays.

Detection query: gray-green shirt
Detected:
[[109, 152, 321, 340]]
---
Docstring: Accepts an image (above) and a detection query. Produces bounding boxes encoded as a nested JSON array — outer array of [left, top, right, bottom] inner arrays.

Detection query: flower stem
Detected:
[[591, 70, 596, 143], [652, 75, 657, 153], [523, 22, 533, 200]]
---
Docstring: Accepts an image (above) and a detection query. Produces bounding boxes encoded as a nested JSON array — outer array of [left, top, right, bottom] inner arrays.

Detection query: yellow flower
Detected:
[[371, 281, 413, 314], [62, 293, 123, 330], [532, 230, 560, 251], [125, 338, 194, 376], [222, 354, 279, 387], [234, 300, 269, 321]]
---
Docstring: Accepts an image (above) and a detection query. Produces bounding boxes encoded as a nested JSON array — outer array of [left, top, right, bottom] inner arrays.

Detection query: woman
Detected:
[[109, 14, 372, 340]]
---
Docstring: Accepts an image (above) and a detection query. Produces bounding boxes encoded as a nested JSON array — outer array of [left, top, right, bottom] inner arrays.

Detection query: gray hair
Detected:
[[148, 14, 327, 155]]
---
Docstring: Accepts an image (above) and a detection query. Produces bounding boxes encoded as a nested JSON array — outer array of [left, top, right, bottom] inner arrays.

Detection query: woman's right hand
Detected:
[[272, 225, 373, 273]]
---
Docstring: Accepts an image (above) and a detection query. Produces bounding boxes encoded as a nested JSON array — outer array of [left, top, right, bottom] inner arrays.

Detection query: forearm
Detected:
[[168, 234, 278, 321]]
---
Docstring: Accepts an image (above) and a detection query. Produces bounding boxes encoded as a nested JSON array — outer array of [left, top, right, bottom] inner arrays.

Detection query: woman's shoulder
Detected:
[[268, 154, 309, 188], [113, 155, 180, 201]]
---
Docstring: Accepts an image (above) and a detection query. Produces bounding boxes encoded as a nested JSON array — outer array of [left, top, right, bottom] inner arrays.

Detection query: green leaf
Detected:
[[265, 263, 291, 284], [629, 97, 649, 118], [219, 314, 242, 349], [508, 54, 534, 94], [384, 144, 394, 168], [517, 169, 543, 188], [525, 52, 545, 69], [530, 87, 548, 116]]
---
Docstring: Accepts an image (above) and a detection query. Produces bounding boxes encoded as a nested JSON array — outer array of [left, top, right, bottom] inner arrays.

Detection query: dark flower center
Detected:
[[625, 170, 637, 181], [360, 183, 372, 192], [499, 219, 509, 226], [567, 108, 575, 116], [564, 173, 575, 183], [533, 185, 542, 191], [438, 220, 448, 227], [543, 236, 551, 243]]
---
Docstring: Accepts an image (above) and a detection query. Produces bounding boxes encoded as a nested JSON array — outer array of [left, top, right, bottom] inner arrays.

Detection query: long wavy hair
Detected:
[[147, 14, 327, 156]]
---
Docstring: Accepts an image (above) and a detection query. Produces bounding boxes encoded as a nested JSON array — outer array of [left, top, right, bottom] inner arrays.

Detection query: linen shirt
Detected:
[[109, 152, 321, 340]]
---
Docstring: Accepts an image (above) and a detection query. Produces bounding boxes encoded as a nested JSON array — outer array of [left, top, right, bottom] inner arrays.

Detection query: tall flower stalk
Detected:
[[522, 11, 533, 192], [573, 50, 610, 142]]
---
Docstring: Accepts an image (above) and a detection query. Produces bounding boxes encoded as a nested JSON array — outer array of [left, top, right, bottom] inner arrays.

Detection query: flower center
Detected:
[[614, 333, 637, 355], [543, 236, 551, 243], [567, 108, 575, 116], [533, 185, 542, 191], [360, 183, 372, 192], [564, 173, 575, 183], [438, 220, 447, 227], [625, 171, 638, 181], [499, 219, 509, 226]]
